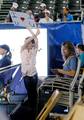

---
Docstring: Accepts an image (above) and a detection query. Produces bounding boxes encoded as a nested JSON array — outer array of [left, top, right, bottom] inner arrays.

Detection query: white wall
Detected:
[[0, 28, 48, 77]]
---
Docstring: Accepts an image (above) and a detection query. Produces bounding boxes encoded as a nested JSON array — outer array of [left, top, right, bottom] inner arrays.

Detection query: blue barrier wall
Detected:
[[40, 22, 83, 75]]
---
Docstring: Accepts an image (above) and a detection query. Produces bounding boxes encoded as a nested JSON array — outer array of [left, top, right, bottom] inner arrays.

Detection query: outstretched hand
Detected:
[[26, 27, 40, 37]]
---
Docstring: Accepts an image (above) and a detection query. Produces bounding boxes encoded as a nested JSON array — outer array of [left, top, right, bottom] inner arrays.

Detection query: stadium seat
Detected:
[[36, 90, 61, 120]]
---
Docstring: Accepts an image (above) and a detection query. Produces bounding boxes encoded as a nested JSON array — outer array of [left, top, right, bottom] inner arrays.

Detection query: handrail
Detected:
[[78, 70, 84, 99], [0, 63, 21, 74], [70, 58, 81, 91], [36, 90, 61, 120], [69, 58, 81, 108]]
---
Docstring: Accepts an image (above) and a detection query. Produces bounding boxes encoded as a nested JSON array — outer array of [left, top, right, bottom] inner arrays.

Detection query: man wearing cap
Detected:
[[0, 44, 12, 89], [0, 44, 12, 68], [39, 3, 48, 19], [5, 2, 18, 22]]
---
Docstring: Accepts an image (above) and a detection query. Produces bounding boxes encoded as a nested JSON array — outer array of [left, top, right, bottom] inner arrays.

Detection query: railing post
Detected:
[[69, 88, 74, 109], [78, 71, 84, 99]]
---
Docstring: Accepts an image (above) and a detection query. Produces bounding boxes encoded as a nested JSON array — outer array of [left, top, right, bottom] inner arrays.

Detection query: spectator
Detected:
[[34, 14, 40, 28], [39, 10, 53, 23], [34, 14, 40, 23], [52, 41, 77, 77], [0, 44, 12, 68], [20, 27, 40, 120], [63, 7, 73, 21], [76, 44, 84, 68], [26, 10, 34, 20], [56, 13, 63, 22], [5, 2, 18, 22], [81, 9, 84, 24], [0, 44, 12, 91], [39, 3, 49, 19]]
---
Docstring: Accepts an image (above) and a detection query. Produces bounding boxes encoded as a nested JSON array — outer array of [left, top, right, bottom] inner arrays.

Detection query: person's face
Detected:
[[27, 41, 33, 49], [0, 48, 6, 55], [61, 45, 69, 59], [45, 12, 49, 17], [75, 47, 80, 55], [24, 38, 33, 49], [40, 6, 45, 11]]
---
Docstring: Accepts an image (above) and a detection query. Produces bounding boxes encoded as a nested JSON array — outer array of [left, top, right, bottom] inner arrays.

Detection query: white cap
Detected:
[[40, 3, 46, 7], [12, 2, 18, 9]]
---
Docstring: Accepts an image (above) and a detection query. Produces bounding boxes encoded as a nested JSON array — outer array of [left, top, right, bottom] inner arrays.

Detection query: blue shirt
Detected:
[[0, 54, 11, 68], [79, 53, 84, 67], [66, 13, 73, 21], [63, 56, 77, 78], [0, 54, 11, 87], [63, 56, 77, 71]]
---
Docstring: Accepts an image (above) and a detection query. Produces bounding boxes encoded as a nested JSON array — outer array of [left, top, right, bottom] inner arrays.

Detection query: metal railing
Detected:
[[38, 58, 82, 109], [69, 58, 81, 108], [0, 63, 20, 73], [78, 70, 84, 99]]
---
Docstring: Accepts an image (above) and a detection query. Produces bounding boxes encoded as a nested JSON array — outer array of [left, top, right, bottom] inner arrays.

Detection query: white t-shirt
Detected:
[[39, 17, 53, 23], [21, 37, 38, 76]]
